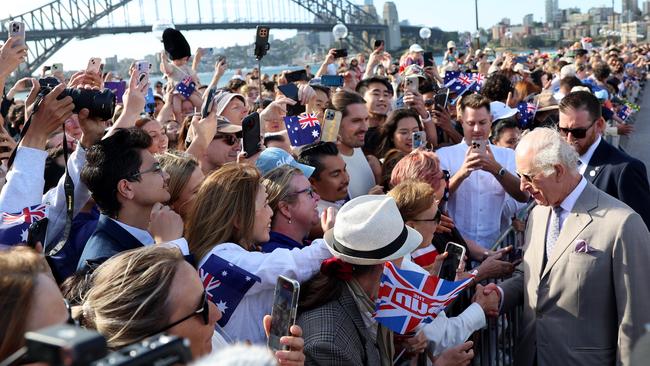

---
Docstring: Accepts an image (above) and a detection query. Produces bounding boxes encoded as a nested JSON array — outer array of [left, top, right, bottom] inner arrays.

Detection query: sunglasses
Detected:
[[411, 209, 442, 224], [214, 134, 239, 146], [558, 120, 597, 139], [140, 292, 210, 341]]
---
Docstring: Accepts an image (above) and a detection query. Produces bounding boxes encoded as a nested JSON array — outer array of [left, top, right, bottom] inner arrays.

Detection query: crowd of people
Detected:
[[1, 23, 650, 366]]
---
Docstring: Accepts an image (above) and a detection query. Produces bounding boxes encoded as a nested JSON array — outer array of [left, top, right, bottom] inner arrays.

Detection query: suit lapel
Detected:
[[541, 184, 598, 279], [531, 205, 551, 279], [583, 140, 607, 183]]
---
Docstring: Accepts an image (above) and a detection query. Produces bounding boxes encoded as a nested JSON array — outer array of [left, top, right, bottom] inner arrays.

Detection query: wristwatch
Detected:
[[497, 167, 506, 178]]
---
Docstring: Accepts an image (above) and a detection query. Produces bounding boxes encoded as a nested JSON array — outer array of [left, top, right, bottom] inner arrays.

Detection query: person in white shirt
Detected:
[[436, 93, 528, 248], [185, 163, 334, 344], [331, 90, 382, 198]]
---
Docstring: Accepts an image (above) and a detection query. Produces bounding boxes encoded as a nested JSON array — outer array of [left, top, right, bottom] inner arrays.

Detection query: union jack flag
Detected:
[[198, 254, 261, 327], [374, 261, 474, 334], [411, 245, 439, 268], [284, 112, 321, 147], [0, 204, 47, 246]]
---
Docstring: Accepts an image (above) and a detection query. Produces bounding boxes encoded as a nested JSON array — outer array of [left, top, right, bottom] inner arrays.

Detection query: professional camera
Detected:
[[1, 324, 192, 366], [38, 77, 116, 121]]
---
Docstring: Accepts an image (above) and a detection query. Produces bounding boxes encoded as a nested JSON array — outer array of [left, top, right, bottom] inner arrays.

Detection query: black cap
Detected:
[[162, 28, 191, 60]]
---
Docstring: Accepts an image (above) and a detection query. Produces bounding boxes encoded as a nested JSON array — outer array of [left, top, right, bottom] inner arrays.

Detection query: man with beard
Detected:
[[558, 91, 650, 228]]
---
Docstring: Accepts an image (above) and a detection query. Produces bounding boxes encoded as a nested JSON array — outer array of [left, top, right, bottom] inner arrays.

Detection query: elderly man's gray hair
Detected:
[[516, 127, 579, 176]]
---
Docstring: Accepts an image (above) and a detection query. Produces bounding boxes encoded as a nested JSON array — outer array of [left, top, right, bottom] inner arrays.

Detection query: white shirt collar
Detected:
[[558, 177, 588, 214], [110, 218, 155, 245], [578, 135, 601, 170]]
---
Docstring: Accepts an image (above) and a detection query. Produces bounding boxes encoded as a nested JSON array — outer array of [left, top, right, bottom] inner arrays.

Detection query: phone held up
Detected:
[[332, 48, 348, 59], [278, 83, 306, 116], [8, 21, 25, 47], [242, 112, 262, 157], [321, 109, 342, 142], [404, 75, 419, 95], [254, 26, 271, 60], [134, 60, 151, 86], [438, 242, 466, 281], [471, 139, 487, 154], [268, 276, 300, 352], [411, 131, 426, 150]]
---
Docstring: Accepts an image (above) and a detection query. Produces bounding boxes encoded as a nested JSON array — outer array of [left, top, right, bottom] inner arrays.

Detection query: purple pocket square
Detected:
[[574, 239, 593, 253]]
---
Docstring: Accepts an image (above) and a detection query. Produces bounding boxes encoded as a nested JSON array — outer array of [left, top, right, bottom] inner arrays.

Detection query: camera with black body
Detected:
[[38, 77, 116, 121], [3, 324, 192, 366]]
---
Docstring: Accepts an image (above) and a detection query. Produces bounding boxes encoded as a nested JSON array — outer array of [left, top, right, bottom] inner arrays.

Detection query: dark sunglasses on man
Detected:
[[558, 119, 597, 139], [214, 133, 239, 146]]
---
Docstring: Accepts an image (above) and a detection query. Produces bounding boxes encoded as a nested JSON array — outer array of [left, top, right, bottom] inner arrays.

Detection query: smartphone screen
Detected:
[[201, 88, 217, 118], [374, 40, 384, 49], [268, 276, 300, 351], [423, 51, 433, 67], [278, 84, 305, 116], [285, 70, 308, 83], [438, 242, 466, 281], [320, 75, 344, 87], [242, 112, 261, 157], [332, 48, 348, 59]]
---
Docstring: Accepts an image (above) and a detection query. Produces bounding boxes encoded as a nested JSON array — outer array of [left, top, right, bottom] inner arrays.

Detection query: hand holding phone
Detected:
[[404, 75, 419, 94], [278, 83, 306, 116], [242, 112, 262, 157], [322, 109, 342, 142], [411, 131, 426, 150], [134, 60, 151, 86], [267, 276, 300, 351], [332, 48, 348, 59], [86, 57, 102, 74], [438, 242, 466, 281], [8, 21, 25, 47], [471, 140, 487, 155]]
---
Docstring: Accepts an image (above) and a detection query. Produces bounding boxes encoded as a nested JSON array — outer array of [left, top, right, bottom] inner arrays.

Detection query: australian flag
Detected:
[[175, 76, 196, 99], [0, 204, 47, 245], [284, 112, 321, 147], [443, 71, 461, 85], [617, 105, 634, 121], [467, 73, 485, 92], [516, 101, 537, 128], [374, 261, 474, 334], [198, 254, 261, 327]]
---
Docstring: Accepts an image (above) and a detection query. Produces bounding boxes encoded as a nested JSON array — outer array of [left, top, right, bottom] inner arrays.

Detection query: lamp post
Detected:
[[332, 23, 348, 49], [474, 0, 480, 49], [419, 27, 431, 50]]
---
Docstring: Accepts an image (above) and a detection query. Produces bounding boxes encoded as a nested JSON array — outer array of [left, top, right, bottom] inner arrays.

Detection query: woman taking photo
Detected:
[[185, 163, 334, 344], [375, 108, 423, 159]]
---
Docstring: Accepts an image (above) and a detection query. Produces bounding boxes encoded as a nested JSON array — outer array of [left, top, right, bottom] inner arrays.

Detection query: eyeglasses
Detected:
[[516, 170, 539, 183], [142, 292, 210, 340], [131, 162, 163, 179], [214, 134, 239, 146], [411, 209, 442, 224], [288, 187, 316, 199], [558, 120, 597, 139]]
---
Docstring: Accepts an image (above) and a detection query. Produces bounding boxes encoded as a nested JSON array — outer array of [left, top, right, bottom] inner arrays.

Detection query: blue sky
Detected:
[[0, 0, 632, 69]]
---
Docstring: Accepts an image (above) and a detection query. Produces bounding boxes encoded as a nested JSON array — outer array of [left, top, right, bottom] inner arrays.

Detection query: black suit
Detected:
[[76, 214, 143, 271], [584, 138, 650, 229]]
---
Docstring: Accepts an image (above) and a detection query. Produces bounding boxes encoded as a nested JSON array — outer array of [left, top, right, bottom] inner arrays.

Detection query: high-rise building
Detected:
[[383, 2, 401, 51], [643, 0, 650, 16], [364, 0, 373, 5], [523, 14, 534, 26], [545, 0, 559, 25], [622, 0, 640, 22]]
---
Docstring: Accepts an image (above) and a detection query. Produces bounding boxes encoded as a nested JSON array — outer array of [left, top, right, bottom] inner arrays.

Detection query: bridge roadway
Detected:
[[621, 82, 650, 180]]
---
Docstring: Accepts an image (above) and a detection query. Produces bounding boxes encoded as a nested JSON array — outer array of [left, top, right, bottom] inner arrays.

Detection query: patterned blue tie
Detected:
[[546, 206, 563, 259]]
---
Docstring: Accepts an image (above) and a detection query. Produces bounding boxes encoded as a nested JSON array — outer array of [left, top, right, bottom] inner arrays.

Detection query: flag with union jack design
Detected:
[[617, 105, 634, 121], [284, 112, 321, 147], [0, 204, 47, 246], [516, 101, 538, 128], [175, 75, 196, 99], [374, 261, 474, 334], [443, 71, 461, 85], [411, 245, 439, 268], [198, 254, 261, 327]]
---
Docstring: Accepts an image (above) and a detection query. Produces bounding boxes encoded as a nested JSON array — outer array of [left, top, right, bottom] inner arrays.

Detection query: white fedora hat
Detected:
[[323, 195, 423, 265]]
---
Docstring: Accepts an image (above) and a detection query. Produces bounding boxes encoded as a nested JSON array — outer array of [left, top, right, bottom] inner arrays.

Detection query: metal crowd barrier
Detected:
[[449, 201, 535, 366]]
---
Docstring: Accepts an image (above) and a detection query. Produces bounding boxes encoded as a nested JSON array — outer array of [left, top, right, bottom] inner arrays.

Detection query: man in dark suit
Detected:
[[77, 128, 185, 271], [558, 90, 650, 229]]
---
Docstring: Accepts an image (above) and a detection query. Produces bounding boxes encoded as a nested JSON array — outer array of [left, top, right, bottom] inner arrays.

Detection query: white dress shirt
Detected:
[[545, 177, 587, 242], [578, 135, 601, 175], [436, 142, 518, 248], [109, 218, 191, 255], [198, 239, 331, 344], [400, 256, 486, 356]]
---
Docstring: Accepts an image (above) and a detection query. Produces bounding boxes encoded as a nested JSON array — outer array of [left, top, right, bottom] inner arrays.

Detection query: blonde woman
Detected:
[[186, 163, 334, 344], [158, 151, 205, 219]]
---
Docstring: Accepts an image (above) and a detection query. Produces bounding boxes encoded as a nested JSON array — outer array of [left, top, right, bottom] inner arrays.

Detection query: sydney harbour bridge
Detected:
[[0, 0, 448, 74]]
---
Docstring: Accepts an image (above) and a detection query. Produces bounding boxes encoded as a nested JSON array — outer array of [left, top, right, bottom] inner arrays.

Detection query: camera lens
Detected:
[[61, 88, 116, 121]]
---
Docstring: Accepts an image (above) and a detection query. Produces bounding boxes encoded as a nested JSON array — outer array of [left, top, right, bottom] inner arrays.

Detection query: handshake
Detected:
[[473, 283, 501, 318]]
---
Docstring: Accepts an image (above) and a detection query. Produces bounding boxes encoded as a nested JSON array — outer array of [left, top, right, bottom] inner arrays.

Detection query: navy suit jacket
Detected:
[[584, 138, 650, 229], [76, 214, 143, 271]]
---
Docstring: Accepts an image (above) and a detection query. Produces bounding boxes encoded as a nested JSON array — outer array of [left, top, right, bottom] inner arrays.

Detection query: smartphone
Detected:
[[285, 69, 308, 83], [434, 91, 449, 111], [27, 218, 49, 249], [278, 83, 305, 116], [135, 60, 151, 86], [505, 247, 523, 263], [322, 109, 342, 142], [515, 56, 528, 64], [254, 26, 271, 60], [8, 21, 25, 47], [201, 88, 217, 118], [438, 242, 466, 281], [471, 139, 487, 154], [412, 131, 426, 150], [86, 57, 102, 74], [332, 48, 348, 59], [145, 87, 155, 115], [320, 75, 344, 87], [374, 40, 384, 49], [404, 75, 419, 94], [268, 276, 300, 351], [242, 112, 261, 157], [423, 51, 434, 67], [217, 55, 226, 64], [51, 63, 63, 74]]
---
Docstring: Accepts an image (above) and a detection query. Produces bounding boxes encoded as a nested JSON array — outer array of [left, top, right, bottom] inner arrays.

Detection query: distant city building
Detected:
[[523, 14, 534, 26], [383, 1, 401, 51], [364, 0, 373, 5], [545, 0, 560, 25], [588, 6, 614, 23], [622, 0, 641, 22], [501, 17, 511, 26], [643, 0, 650, 16], [621, 21, 647, 42]]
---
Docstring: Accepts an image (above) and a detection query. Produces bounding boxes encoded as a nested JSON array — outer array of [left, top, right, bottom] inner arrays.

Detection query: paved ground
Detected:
[[621, 83, 650, 180]]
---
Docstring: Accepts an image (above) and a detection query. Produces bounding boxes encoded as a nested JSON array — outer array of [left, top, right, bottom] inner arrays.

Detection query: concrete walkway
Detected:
[[620, 83, 650, 181]]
